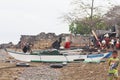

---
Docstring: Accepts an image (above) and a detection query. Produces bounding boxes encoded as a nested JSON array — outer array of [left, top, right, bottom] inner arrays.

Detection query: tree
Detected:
[[105, 6, 120, 26], [63, 0, 114, 34], [104, 5, 120, 37]]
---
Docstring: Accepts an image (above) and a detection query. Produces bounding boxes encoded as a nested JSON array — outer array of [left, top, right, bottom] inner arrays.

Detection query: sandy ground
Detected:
[[0, 63, 24, 80], [59, 62, 109, 80], [0, 49, 119, 80]]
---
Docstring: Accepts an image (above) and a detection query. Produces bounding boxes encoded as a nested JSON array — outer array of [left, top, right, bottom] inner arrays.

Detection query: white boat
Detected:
[[7, 50, 112, 63]]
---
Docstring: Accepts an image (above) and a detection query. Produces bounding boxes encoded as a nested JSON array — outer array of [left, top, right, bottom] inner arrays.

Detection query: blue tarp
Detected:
[[87, 52, 112, 58], [87, 54, 104, 58]]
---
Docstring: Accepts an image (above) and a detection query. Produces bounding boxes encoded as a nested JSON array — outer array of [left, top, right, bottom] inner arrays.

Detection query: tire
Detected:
[[50, 64, 63, 68], [16, 62, 30, 67]]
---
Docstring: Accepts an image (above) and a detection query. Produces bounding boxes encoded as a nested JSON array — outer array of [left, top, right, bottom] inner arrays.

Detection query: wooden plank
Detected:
[[92, 30, 102, 47]]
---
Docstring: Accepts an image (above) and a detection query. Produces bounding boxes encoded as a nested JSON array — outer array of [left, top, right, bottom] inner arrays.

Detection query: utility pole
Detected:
[[89, 0, 95, 47], [90, 0, 102, 48], [90, 0, 94, 31], [91, 0, 94, 20]]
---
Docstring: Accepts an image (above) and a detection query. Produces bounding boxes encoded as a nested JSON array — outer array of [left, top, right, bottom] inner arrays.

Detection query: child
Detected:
[[108, 50, 119, 80]]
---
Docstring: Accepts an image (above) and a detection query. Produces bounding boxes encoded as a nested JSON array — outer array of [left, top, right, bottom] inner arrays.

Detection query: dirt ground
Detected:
[[59, 62, 109, 80], [0, 63, 24, 80], [58, 50, 120, 80], [0, 61, 112, 80]]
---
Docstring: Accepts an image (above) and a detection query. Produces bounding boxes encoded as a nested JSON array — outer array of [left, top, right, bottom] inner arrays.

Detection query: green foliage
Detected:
[[95, 21, 107, 30], [69, 22, 76, 34], [90, 15, 107, 30], [69, 22, 91, 35], [69, 16, 107, 35], [77, 23, 91, 34]]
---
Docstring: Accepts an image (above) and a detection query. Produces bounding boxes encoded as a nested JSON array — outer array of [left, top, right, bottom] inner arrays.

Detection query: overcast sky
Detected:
[[0, 0, 120, 44]]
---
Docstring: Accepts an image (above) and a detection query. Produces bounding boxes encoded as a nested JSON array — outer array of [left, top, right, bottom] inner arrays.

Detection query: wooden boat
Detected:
[[7, 50, 112, 63]]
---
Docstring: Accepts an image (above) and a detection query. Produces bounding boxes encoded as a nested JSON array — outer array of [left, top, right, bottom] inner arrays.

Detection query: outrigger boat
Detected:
[[7, 50, 112, 63]]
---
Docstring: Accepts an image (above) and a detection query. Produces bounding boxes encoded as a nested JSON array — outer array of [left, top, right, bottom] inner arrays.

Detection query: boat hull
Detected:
[[7, 51, 112, 63]]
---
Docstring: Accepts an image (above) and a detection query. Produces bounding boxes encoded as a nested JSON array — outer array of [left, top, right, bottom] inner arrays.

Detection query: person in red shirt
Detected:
[[64, 37, 71, 49], [64, 42, 70, 49], [116, 37, 120, 49]]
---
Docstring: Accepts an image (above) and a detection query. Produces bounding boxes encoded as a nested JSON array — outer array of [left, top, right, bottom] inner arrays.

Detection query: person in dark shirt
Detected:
[[22, 43, 32, 53], [52, 37, 62, 50]]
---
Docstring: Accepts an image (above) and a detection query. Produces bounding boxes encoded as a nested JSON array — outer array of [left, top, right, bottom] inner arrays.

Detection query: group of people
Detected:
[[101, 36, 120, 50], [91, 33, 120, 50]]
